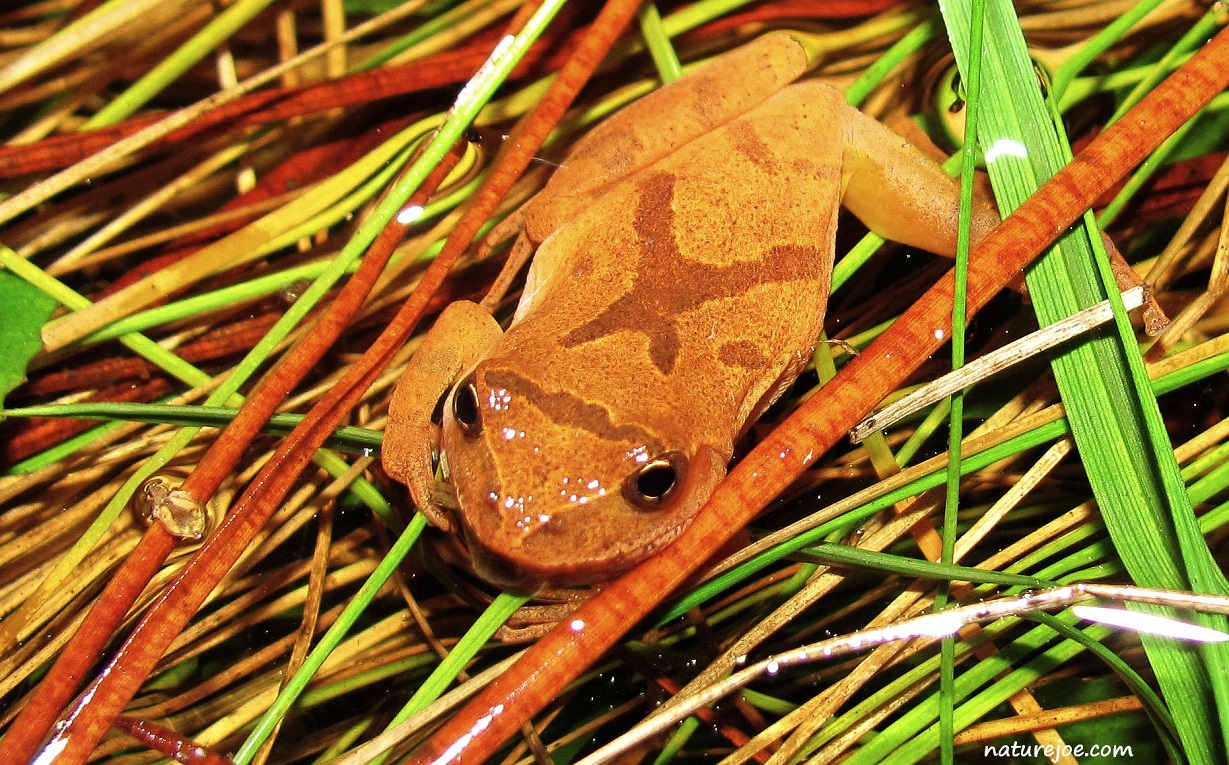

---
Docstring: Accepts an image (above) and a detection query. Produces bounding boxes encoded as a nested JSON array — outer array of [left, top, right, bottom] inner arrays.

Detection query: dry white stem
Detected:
[[851, 287, 1145, 442], [577, 584, 1229, 765]]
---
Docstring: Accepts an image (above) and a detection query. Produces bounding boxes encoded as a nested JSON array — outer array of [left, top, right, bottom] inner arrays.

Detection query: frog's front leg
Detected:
[[383, 300, 502, 529]]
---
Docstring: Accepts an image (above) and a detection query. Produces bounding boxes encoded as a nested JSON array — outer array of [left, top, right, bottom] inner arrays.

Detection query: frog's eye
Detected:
[[623, 452, 686, 509], [452, 375, 482, 437]]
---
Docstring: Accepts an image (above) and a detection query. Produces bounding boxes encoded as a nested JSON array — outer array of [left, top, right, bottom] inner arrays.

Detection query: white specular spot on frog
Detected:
[[554, 474, 609, 507], [494, 494, 543, 527], [487, 387, 512, 411], [628, 445, 651, 464], [513, 512, 551, 532]]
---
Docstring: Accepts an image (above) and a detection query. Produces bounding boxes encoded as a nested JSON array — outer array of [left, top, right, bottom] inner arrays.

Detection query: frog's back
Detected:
[[505, 82, 850, 448]]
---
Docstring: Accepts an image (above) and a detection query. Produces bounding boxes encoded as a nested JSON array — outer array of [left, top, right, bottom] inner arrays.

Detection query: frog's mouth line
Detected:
[[465, 541, 536, 591], [455, 520, 604, 591]]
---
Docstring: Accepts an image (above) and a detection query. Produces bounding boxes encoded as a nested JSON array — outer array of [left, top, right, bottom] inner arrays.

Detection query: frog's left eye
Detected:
[[452, 375, 482, 437], [623, 452, 686, 509]]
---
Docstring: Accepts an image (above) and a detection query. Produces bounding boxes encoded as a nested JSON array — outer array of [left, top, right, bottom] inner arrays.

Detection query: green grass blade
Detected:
[[942, 2, 1229, 762], [84, 0, 279, 127]]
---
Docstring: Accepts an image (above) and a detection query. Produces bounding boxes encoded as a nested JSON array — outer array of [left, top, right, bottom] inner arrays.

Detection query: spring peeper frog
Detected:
[[382, 32, 1000, 588]]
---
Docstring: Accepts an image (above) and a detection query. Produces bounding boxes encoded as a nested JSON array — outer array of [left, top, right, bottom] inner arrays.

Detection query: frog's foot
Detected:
[[1004, 234, 1167, 336], [495, 598, 592, 643], [419, 530, 595, 642], [1102, 233, 1168, 335]]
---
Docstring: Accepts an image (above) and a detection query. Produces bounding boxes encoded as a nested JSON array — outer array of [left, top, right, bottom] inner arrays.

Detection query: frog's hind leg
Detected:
[[838, 101, 1165, 332], [837, 100, 999, 257], [522, 32, 812, 237]]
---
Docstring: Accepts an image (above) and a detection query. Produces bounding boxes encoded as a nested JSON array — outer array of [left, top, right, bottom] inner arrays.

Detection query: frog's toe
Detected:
[[409, 470, 456, 532]]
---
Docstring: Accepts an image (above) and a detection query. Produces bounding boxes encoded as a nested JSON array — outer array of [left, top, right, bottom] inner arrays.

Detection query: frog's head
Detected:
[[435, 360, 726, 589]]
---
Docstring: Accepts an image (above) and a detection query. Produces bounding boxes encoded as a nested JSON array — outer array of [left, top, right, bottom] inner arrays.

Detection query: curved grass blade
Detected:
[[943, 2, 1229, 761]]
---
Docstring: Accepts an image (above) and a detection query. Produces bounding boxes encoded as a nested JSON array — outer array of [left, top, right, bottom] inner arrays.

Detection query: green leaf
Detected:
[[942, 2, 1229, 762], [0, 270, 55, 410]]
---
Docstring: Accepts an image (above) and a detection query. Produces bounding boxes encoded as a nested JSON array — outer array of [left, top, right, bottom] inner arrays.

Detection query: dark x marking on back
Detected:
[[561, 172, 824, 375]]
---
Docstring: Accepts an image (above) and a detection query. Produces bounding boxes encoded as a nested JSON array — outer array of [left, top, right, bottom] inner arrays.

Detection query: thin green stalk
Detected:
[[233, 515, 431, 764], [84, 0, 280, 127], [939, 2, 984, 759], [356, 0, 504, 70], [6, 403, 380, 451], [637, 3, 682, 83], [945, 2, 1229, 761], [1047, 0, 1168, 101], [845, 15, 938, 106], [1104, 5, 1224, 124]]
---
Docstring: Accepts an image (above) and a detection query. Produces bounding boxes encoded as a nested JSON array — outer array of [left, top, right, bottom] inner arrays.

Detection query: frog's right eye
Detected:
[[623, 451, 686, 510], [452, 374, 482, 437]]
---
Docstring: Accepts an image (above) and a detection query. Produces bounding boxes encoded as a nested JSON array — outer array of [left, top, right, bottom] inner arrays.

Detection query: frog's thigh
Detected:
[[838, 103, 999, 257], [508, 228, 579, 325], [524, 32, 810, 239], [384, 301, 503, 528]]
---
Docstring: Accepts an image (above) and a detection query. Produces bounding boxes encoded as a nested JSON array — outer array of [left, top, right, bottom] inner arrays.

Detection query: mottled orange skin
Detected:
[[383, 33, 997, 588]]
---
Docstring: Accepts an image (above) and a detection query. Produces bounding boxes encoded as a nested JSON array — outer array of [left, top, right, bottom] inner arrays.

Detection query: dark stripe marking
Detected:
[[485, 368, 656, 444], [562, 172, 823, 374]]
